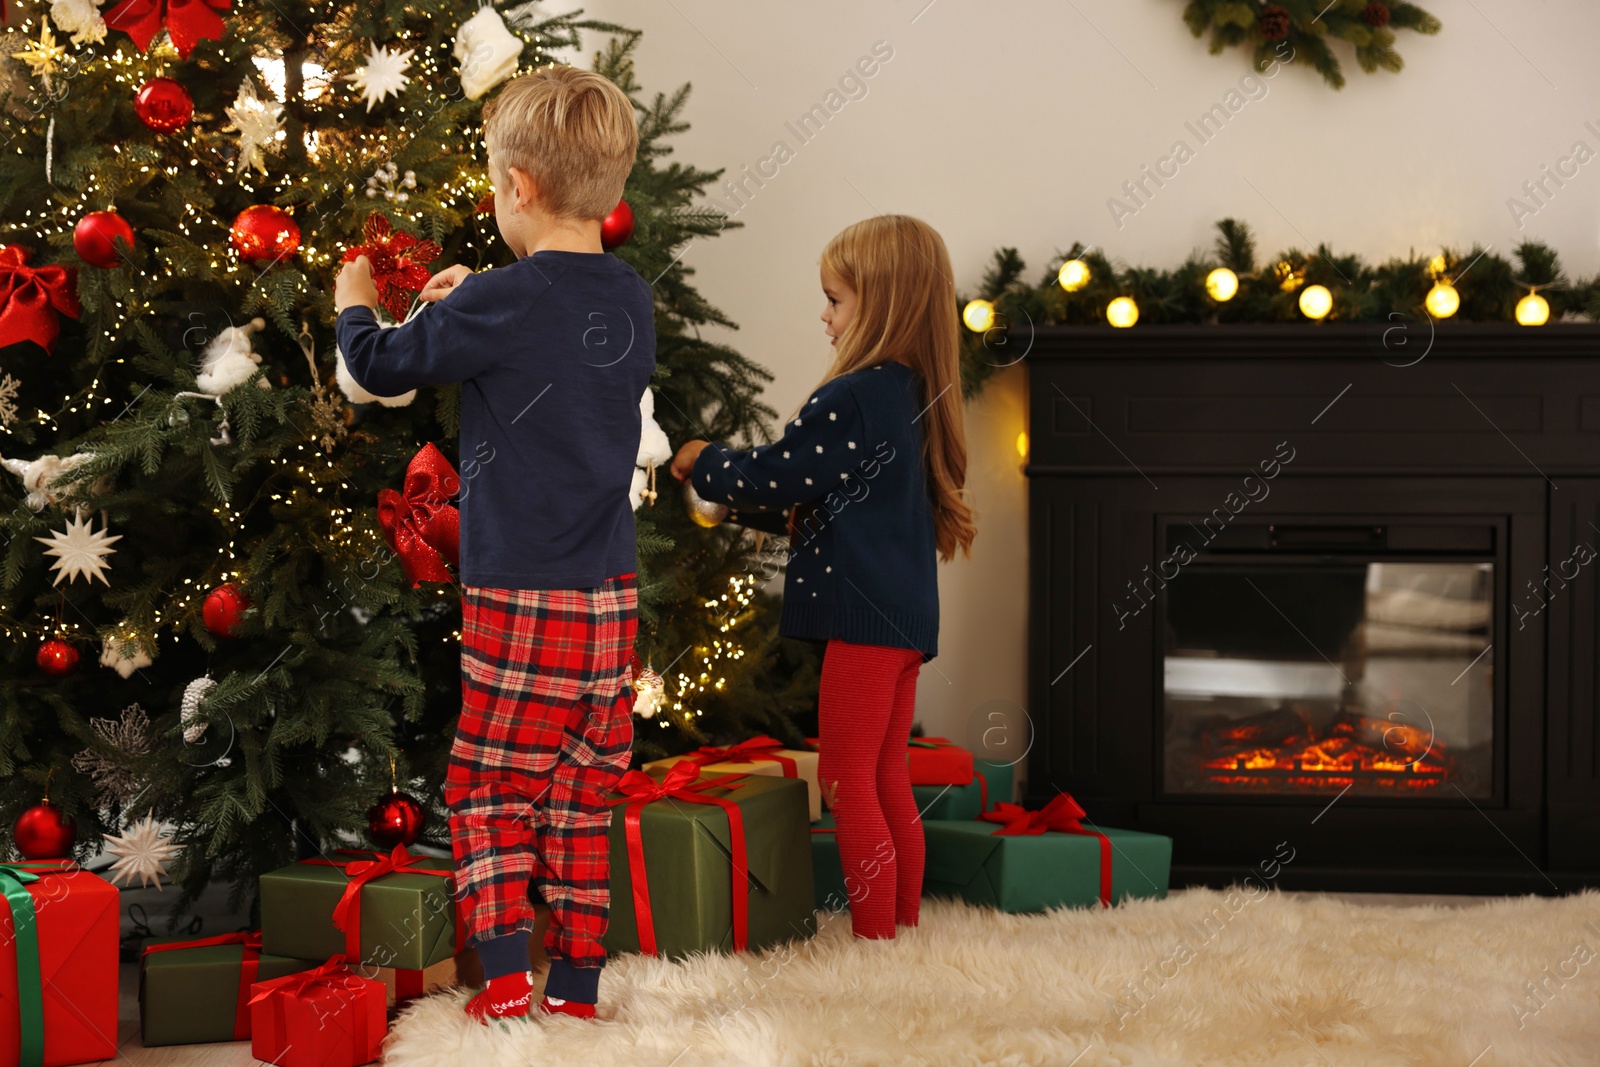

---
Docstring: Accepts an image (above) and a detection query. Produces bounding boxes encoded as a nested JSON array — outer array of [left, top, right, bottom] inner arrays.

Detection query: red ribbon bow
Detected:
[[342, 215, 442, 320], [104, 0, 230, 58], [685, 735, 798, 777], [142, 931, 262, 1040], [377, 443, 460, 586], [980, 793, 1113, 907], [0, 246, 79, 355], [327, 845, 443, 960], [608, 763, 751, 956]]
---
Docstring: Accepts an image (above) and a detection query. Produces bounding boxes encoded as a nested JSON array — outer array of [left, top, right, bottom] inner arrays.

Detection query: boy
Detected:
[[334, 65, 654, 1023]]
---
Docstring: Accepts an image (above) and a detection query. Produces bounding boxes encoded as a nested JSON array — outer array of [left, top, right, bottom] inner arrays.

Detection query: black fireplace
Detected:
[[1025, 323, 1600, 893]]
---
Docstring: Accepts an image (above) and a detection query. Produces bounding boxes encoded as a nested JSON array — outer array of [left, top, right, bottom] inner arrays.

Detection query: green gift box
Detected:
[[139, 935, 319, 1047], [912, 759, 1017, 821], [604, 768, 816, 959], [923, 817, 1171, 914], [258, 851, 456, 970], [811, 813, 847, 911]]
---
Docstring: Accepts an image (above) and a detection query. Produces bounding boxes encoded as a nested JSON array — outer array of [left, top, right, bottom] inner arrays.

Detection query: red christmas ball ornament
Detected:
[[203, 582, 250, 637], [230, 205, 301, 267], [600, 199, 634, 250], [36, 637, 79, 677], [13, 800, 76, 859], [366, 791, 426, 849], [73, 210, 136, 269], [134, 77, 194, 133]]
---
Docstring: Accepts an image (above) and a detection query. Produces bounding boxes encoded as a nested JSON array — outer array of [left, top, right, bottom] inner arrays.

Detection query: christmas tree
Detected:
[[0, 1, 813, 911]]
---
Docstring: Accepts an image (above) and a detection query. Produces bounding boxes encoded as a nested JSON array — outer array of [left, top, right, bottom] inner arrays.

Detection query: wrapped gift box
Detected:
[[139, 933, 319, 1046], [249, 959, 385, 1067], [366, 955, 459, 1006], [809, 735, 976, 795], [259, 847, 455, 970], [912, 758, 1017, 821], [603, 765, 816, 959], [0, 862, 118, 1067], [922, 797, 1171, 914], [644, 737, 822, 822], [810, 814, 847, 911]]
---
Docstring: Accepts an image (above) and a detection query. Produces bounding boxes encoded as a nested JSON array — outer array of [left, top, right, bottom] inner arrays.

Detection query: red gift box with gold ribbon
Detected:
[[0, 861, 118, 1067]]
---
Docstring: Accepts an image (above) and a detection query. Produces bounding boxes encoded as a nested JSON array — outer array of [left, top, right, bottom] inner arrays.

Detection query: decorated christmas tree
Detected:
[[0, 1, 814, 910]]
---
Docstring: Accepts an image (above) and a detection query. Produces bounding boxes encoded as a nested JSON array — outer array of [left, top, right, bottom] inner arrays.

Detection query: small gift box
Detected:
[[139, 932, 319, 1046], [604, 764, 816, 960], [248, 956, 386, 1067], [922, 794, 1171, 914], [912, 758, 1017, 821], [259, 845, 456, 970], [0, 862, 118, 1067], [644, 736, 823, 821]]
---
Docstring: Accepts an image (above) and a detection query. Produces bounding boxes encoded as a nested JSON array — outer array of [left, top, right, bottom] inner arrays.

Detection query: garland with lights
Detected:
[[959, 218, 1587, 389], [1181, 0, 1441, 90], [0, 3, 812, 898]]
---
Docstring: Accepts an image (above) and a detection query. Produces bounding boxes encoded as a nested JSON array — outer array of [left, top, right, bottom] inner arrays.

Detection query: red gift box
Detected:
[[0, 862, 119, 1067], [806, 735, 975, 788], [249, 956, 386, 1067]]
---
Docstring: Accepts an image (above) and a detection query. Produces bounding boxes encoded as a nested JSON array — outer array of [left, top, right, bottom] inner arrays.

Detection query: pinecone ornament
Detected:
[[181, 675, 217, 743], [1361, 2, 1391, 27], [1259, 4, 1292, 41]]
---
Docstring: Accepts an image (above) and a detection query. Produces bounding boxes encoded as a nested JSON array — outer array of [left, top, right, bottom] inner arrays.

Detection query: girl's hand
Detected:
[[420, 264, 473, 303], [670, 440, 711, 482], [334, 256, 379, 313]]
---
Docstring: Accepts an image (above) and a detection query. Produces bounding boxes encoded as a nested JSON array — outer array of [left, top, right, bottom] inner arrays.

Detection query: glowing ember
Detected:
[[1195, 707, 1450, 792]]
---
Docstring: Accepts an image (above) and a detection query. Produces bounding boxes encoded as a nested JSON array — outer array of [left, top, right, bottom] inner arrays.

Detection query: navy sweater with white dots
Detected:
[[692, 361, 939, 658]]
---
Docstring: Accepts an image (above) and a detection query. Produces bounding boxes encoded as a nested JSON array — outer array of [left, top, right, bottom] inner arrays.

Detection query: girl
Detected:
[[670, 214, 976, 939]]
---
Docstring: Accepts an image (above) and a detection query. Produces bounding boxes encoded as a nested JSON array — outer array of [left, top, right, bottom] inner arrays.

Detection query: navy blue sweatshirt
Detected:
[[692, 361, 940, 657], [337, 251, 655, 589]]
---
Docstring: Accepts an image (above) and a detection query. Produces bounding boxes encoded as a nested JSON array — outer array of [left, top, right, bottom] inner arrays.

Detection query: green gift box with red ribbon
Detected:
[[138, 932, 320, 1047], [0, 862, 118, 1067], [258, 846, 456, 971], [911, 758, 1017, 821], [922, 794, 1171, 913], [603, 763, 816, 960]]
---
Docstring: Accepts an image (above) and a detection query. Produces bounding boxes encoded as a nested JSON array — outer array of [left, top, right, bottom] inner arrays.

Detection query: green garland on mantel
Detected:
[[1183, 1, 1441, 90], [957, 219, 1592, 395]]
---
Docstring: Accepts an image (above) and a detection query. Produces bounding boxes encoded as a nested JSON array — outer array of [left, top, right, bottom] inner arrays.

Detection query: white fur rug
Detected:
[[385, 889, 1600, 1067]]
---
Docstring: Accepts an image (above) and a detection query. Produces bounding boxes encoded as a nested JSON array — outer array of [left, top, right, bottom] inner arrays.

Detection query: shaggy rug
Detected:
[[385, 889, 1600, 1067]]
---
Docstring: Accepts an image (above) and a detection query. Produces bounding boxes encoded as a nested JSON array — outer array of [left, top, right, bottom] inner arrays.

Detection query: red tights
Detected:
[[816, 639, 925, 939]]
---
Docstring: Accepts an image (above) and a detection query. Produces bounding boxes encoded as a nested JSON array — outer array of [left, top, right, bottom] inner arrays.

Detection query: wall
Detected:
[[566, 0, 1600, 759]]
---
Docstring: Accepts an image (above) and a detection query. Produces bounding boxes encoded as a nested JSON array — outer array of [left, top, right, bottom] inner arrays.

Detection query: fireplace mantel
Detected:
[[1024, 323, 1600, 894]]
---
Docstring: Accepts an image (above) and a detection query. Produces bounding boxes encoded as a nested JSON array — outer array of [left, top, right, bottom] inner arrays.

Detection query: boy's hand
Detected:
[[335, 256, 380, 313], [670, 440, 710, 482], [420, 265, 473, 303]]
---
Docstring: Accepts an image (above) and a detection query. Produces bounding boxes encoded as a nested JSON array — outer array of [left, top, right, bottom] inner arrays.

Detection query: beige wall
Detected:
[[569, 0, 1600, 757]]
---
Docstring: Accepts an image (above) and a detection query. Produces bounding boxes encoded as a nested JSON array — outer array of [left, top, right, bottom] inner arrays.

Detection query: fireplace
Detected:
[[1025, 324, 1600, 894]]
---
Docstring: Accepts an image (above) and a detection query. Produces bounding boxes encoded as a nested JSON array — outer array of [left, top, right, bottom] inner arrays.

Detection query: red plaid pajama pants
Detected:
[[444, 575, 637, 972]]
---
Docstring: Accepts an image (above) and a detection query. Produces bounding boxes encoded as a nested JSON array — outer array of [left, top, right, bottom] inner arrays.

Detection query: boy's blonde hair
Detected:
[[482, 66, 638, 221]]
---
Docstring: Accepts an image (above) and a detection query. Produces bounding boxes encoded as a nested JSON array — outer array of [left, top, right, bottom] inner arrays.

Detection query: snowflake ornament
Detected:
[[0, 373, 19, 430], [224, 76, 285, 177], [50, 0, 108, 45], [71, 703, 153, 807], [103, 815, 181, 889], [35, 511, 120, 586], [348, 43, 414, 112], [181, 675, 218, 743]]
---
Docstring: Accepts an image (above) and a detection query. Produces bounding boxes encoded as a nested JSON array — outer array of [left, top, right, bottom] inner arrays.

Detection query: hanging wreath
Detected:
[[1181, 0, 1441, 89]]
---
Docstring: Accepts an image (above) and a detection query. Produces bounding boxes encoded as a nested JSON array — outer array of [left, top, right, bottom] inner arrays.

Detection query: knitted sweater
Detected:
[[337, 251, 655, 589], [692, 361, 939, 657]]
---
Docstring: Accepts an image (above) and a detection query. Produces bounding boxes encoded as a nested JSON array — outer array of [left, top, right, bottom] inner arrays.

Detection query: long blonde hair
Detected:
[[818, 215, 976, 561]]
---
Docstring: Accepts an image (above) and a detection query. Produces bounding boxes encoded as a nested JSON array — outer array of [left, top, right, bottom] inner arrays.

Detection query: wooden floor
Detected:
[[105, 890, 1497, 1065]]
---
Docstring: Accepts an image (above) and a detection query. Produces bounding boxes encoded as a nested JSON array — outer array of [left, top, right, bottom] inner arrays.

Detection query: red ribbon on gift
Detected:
[[342, 215, 442, 320], [104, 0, 230, 58], [679, 735, 799, 777], [298, 845, 458, 964], [142, 930, 262, 1041], [377, 443, 460, 586], [247, 954, 375, 1062], [607, 762, 751, 956], [0, 246, 79, 355], [980, 793, 1113, 907]]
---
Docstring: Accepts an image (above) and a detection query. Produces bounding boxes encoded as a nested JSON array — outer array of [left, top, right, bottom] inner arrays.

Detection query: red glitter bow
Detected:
[[342, 215, 442, 321], [104, 0, 230, 59], [0, 246, 79, 355], [377, 443, 460, 586]]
